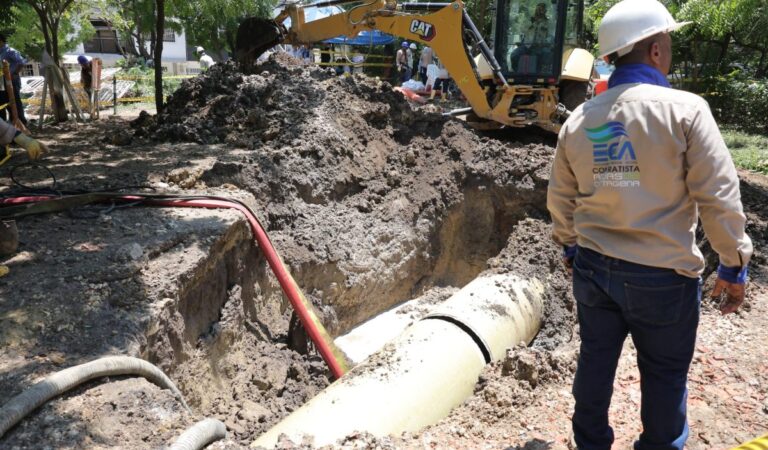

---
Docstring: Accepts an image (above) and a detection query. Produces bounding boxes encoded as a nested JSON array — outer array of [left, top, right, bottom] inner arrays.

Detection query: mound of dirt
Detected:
[[138, 57, 442, 149]]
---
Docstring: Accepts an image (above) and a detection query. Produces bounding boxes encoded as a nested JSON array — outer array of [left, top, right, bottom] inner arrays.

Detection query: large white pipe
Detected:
[[251, 273, 544, 448]]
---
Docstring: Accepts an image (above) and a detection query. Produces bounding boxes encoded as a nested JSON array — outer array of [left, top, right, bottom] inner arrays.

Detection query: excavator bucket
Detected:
[[235, 17, 286, 67]]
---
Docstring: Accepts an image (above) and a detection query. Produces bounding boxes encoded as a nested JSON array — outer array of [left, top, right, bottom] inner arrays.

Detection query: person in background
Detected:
[[0, 33, 28, 125], [418, 46, 433, 83], [407, 43, 417, 81], [431, 57, 451, 99], [77, 55, 93, 102], [396, 42, 409, 83], [196, 46, 215, 71]]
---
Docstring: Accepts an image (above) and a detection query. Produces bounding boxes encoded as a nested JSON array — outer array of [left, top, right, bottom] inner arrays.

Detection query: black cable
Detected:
[[9, 162, 57, 192]]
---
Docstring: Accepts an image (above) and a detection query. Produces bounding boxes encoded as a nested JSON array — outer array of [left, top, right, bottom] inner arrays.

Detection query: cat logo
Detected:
[[410, 19, 436, 41]]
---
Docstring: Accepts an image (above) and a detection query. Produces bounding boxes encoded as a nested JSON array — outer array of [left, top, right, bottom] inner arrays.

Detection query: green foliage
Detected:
[[7, 2, 94, 61], [177, 0, 278, 55], [120, 66, 185, 97], [722, 128, 768, 174], [0, 0, 16, 25], [697, 74, 768, 134]]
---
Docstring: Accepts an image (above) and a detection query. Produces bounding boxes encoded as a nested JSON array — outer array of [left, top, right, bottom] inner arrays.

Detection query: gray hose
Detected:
[[169, 418, 227, 450], [0, 356, 190, 439]]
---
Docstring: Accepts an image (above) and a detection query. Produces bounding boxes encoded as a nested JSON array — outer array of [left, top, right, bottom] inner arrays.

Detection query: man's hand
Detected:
[[711, 277, 746, 315], [13, 133, 48, 160], [563, 256, 573, 276]]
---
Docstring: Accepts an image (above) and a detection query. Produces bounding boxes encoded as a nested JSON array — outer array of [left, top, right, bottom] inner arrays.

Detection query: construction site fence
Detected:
[[21, 73, 195, 115], [22, 53, 397, 116]]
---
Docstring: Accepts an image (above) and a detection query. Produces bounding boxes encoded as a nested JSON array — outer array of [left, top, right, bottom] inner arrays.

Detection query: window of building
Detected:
[[21, 63, 35, 77], [83, 20, 121, 54], [163, 30, 176, 42]]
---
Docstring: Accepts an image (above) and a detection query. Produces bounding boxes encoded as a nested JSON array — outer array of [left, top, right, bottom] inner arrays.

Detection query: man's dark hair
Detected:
[[0, 33, 6, 43]]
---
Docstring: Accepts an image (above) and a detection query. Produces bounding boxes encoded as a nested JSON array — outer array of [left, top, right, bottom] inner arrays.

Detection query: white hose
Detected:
[[0, 356, 190, 438], [169, 418, 227, 450]]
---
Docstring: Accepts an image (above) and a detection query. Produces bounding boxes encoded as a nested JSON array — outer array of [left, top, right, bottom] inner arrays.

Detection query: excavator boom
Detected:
[[234, 0, 593, 132]]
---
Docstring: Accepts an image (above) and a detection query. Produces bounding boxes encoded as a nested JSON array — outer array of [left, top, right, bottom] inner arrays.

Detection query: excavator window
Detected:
[[494, 0, 572, 82]]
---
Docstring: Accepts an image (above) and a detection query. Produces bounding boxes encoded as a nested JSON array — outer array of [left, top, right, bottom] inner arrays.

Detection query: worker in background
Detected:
[[0, 33, 28, 125], [546, 1, 752, 449], [418, 46, 433, 83], [77, 55, 93, 102], [0, 118, 47, 266], [396, 42, 409, 83], [196, 46, 215, 71], [431, 57, 451, 100], [407, 43, 417, 81]]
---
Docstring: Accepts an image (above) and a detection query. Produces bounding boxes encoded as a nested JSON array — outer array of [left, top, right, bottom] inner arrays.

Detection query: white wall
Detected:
[[69, 29, 190, 68], [144, 29, 189, 62]]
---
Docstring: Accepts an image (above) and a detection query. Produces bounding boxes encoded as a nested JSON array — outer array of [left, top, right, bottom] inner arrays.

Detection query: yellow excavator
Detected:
[[235, 0, 595, 132]]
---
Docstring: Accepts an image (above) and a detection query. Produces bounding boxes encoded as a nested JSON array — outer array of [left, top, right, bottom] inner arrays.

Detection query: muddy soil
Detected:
[[1, 54, 766, 450]]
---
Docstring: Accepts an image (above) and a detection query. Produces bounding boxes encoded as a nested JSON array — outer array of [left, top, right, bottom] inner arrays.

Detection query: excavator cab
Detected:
[[487, 0, 593, 117], [494, 0, 584, 82]]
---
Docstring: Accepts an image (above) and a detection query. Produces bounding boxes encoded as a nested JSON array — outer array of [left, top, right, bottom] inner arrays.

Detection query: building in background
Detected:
[[21, 17, 200, 77]]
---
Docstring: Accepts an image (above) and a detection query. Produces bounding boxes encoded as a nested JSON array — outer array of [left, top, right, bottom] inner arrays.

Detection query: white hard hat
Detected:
[[598, 0, 691, 59], [409, 43, 417, 50], [196, 46, 204, 53]]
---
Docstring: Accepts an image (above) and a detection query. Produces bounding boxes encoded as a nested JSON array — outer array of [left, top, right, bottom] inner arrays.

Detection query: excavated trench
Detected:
[[0, 54, 576, 448], [135, 171, 559, 444], [125, 56, 576, 445]]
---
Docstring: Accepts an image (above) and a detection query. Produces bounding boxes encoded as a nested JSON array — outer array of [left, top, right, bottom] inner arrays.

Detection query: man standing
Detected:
[[396, 42, 409, 83], [546, 1, 752, 449], [77, 55, 93, 102], [418, 45, 433, 83], [407, 43, 416, 81], [0, 33, 28, 125], [196, 46, 215, 71]]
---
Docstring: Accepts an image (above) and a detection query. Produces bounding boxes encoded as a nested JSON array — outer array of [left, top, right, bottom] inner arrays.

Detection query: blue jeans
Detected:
[[571, 246, 701, 450]]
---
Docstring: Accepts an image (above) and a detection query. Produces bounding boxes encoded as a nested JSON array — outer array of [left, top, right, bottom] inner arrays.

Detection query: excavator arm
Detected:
[[236, 0, 574, 131], [237, 0, 499, 120]]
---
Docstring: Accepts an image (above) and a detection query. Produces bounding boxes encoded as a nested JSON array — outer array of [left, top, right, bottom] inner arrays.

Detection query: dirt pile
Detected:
[[138, 56, 440, 149]]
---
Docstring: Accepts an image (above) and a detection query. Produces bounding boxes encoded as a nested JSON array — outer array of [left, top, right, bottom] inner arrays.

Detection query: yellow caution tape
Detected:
[[732, 434, 768, 450], [113, 74, 195, 81], [117, 97, 157, 102], [317, 62, 393, 68]]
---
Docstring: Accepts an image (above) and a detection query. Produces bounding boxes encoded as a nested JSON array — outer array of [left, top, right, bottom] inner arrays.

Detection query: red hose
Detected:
[[1, 194, 348, 379]]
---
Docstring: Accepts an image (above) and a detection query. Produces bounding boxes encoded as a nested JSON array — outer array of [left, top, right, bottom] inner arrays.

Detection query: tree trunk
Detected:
[[757, 50, 767, 78], [33, 4, 68, 122], [717, 33, 731, 70], [154, 0, 165, 117], [149, 30, 156, 60]]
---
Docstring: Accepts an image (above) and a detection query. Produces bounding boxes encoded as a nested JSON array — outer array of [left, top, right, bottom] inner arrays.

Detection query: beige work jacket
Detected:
[[547, 83, 752, 277]]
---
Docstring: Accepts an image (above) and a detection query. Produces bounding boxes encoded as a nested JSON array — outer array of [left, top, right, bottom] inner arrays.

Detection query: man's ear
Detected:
[[648, 40, 661, 65]]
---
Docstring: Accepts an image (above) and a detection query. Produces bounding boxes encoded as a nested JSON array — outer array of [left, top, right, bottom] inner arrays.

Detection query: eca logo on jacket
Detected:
[[585, 121, 640, 188]]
